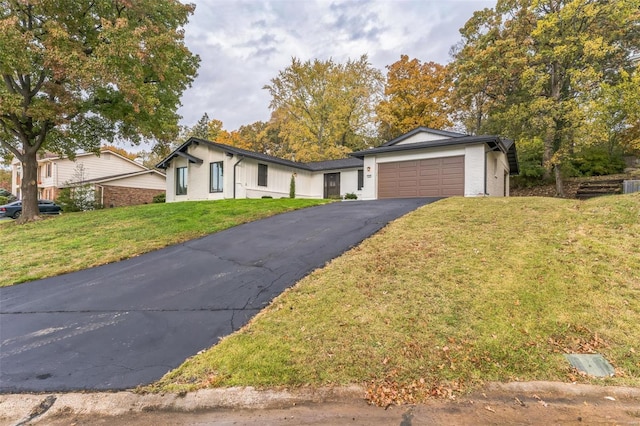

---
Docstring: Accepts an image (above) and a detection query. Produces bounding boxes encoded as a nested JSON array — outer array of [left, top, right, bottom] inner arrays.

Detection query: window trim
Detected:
[[209, 161, 224, 193], [176, 166, 187, 195], [258, 163, 268, 187]]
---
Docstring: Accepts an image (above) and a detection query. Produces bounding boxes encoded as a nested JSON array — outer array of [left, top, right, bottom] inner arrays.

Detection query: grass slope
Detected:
[[148, 195, 640, 404], [0, 199, 328, 286]]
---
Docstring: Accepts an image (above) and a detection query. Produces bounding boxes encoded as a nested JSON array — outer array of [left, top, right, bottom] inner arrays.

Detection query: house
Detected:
[[156, 127, 518, 202], [11, 149, 166, 207]]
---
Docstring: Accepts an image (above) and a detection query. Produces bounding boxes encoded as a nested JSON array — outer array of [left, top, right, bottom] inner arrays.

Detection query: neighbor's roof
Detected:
[[60, 169, 165, 187], [351, 134, 519, 175]]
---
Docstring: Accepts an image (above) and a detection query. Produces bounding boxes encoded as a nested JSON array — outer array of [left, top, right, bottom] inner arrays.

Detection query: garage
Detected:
[[377, 156, 464, 198]]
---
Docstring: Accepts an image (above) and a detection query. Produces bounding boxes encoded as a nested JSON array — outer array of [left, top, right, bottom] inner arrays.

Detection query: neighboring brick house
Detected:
[[11, 149, 165, 207]]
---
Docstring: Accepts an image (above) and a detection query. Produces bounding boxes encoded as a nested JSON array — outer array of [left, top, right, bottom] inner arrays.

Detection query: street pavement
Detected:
[[0, 199, 438, 392]]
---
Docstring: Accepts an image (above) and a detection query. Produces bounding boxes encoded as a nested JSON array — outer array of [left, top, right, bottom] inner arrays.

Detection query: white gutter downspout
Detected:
[[233, 156, 245, 199]]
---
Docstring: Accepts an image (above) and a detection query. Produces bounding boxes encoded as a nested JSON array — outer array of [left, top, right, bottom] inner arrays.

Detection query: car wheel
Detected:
[[12, 211, 21, 219]]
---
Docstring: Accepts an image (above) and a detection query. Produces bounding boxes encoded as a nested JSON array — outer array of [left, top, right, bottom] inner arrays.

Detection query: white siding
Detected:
[[54, 152, 144, 186], [485, 151, 509, 197], [464, 144, 486, 196], [101, 172, 166, 190], [394, 132, 454, 146]]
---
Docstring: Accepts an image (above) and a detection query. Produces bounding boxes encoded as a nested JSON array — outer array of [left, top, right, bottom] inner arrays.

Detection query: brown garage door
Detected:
[[378, 156, 464, 198]]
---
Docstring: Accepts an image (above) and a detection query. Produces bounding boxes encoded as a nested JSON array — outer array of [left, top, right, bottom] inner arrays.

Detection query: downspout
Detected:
[[233, 156, 245, 199], [484, 147, 490, 196]]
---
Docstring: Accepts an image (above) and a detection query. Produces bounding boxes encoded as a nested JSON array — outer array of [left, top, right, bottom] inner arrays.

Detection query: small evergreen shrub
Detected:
[[261, 195, 273, 199], [289, 174, 296, 199], [344, 192, 358, 200], [0, 196, 8, 205], [153, 193, 166, 203]]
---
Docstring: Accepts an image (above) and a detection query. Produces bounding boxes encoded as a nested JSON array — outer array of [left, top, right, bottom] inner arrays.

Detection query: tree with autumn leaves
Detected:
[[0, 0, 199, 221], [451, 0, 640, 195]]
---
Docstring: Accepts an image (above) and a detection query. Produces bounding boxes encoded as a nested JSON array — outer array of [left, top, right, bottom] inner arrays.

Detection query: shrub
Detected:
[[344, 192, 358, 200], [289, 174, 296, 199], [261, 195, 273, 199], [510, 138, 548, 188], [153, 193, 166, 203], [56, 186, 98, 212], [570, 149, 626, 176], [0, 196, 7, 205]]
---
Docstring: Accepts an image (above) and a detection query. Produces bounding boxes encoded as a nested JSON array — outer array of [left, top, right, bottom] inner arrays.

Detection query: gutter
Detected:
[[233, 155, 245, 199]]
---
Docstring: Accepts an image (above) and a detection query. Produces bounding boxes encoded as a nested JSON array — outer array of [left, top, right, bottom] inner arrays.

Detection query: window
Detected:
[[46, 163, 52, 178], [357, 169, 364, 190], [258, 163, 268, 187], [210, 161, 223, 193], [176, 167, 187, 195]]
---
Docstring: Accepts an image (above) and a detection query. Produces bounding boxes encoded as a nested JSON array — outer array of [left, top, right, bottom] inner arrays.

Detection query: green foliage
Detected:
[[153, 193, 166, 203], [261, 195, 273, 199], [570, 149, 626, 177], [0, 0, 200, 221], [451, 0, 640, 195], [56, 186, 99, 212], [289, 175, 296, 199], [510, 138, 548, 188], [0, 195, 8, 205], [344, 192, 358, 200]]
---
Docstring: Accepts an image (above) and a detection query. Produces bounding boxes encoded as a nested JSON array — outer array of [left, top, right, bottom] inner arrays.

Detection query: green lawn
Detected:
[[147, 194, 640, 405], [0, 199, 328, 286]]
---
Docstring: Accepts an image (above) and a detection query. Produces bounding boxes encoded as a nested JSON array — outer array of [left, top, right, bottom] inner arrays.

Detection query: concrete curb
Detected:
[[0, 385, 365, 425], [1, 382, 639, 425]]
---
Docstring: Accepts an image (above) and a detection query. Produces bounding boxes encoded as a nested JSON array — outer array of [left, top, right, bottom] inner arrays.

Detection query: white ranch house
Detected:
[[157, 127, 519, 202]]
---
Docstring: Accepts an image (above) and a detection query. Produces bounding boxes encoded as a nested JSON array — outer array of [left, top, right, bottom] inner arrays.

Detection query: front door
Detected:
[[324, 173, 341, 198]]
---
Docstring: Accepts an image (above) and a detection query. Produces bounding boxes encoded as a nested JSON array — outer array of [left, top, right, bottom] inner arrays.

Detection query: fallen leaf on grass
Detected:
[[485, 405, 495, 413]]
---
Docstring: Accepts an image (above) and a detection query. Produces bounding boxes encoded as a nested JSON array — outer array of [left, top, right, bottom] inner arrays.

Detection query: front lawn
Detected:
[[0, 199, 328, 286], [147, 194, 640, 405]]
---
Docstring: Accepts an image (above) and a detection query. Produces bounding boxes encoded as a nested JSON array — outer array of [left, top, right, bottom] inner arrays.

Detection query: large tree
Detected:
[[0, 0, 199, 221], [376, 55, 453, 140], [452, 0, 640, 196], [264, 55, 383, 162]]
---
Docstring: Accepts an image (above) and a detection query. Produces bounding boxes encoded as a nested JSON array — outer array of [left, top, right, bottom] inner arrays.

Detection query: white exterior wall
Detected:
[[308, 168, 363, 199], [237, 158, 312, 199], [464, 144, 486, 197], [485, 151, 509, 197], [395, 133, 454, 145]]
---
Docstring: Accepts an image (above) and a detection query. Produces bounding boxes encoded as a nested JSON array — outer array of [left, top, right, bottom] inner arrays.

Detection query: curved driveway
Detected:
[[0, 198, 438, 392]]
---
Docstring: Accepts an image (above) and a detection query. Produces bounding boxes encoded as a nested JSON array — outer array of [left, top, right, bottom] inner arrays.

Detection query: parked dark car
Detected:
[[0, 200, 62, 219]]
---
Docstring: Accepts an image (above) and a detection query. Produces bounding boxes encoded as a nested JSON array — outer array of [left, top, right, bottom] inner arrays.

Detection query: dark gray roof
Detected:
[[352, 135, 519, 175], [61, 170, 165, 187], [305, 157, 363, 171], [381, 127, 467, 147], [157, 134, 519, 175], [157, 138, 364, 172]]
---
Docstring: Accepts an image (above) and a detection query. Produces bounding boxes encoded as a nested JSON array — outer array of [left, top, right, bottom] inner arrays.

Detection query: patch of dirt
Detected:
[[511, 173, 638, 198]]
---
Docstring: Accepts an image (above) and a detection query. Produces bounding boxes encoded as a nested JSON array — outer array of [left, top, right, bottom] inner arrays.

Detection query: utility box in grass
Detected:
[[623, 180, 640, 194]]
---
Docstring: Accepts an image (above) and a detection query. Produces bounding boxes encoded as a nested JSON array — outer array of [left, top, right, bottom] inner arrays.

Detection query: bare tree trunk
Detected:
[[542, 135, 554, 181], [554, 165, 565, 198], [19, 150, 40, 222]]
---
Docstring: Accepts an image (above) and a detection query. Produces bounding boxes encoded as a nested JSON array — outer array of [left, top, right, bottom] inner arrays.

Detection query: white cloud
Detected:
[[177, 0, 496, 131]]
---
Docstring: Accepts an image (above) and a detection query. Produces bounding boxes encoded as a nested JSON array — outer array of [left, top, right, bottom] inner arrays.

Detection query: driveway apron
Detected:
[[0, 199, 438, 392]]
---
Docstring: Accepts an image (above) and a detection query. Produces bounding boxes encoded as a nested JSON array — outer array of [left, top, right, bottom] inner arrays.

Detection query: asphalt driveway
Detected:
[[0, 198, 438, 392]]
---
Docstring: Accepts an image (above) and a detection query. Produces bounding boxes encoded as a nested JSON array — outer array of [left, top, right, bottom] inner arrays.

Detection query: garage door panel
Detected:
[[378, 156, 464, 198]]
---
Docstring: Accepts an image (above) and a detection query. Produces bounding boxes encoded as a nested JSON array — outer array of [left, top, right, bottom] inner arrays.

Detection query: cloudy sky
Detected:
[[177, 0, 496, 131]]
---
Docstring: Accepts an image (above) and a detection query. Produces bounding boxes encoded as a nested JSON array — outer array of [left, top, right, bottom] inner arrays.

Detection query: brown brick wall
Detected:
[[100, 185, 165, 208]]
